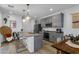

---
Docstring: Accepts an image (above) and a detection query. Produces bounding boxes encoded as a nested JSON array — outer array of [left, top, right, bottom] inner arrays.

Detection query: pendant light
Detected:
[[22, 4, 31, 23]]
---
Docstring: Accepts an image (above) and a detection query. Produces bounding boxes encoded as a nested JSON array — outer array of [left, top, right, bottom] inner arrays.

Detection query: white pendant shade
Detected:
[[23, 16, 31, 23], [22, 4, 31, 23], [23, 19, 26, 23], [25, 16, 31, 20]]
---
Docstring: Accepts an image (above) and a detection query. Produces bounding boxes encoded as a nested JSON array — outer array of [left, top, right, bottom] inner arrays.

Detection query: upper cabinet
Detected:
[[52, 13, 64, 28], [40, 13, 64, 28]]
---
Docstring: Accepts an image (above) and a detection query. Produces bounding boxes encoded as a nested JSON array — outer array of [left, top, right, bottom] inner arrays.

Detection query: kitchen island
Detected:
[[20, 33, 43, 53]]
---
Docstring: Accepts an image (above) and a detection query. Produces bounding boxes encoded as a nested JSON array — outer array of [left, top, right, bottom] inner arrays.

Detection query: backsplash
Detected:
[[43, 28, 56, 31]]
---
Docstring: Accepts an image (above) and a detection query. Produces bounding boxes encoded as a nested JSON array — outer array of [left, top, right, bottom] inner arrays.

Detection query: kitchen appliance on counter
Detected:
[[56, 28, 63, 33]]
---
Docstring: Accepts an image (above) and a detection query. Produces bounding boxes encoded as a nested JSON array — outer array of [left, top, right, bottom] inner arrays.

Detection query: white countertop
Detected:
[[20, 32, 43, 37]]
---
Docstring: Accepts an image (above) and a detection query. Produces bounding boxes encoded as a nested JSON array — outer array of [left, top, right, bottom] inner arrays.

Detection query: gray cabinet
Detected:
[[43, 31, 64, 43], [40, 13, 64, 28], [40, 19, 45, 27], [52, 13, 64, 28], [40, 17, 52, 28], [26, 34, 43, 52], [49, 32, 63, 43], [34, 35, 43, 51]]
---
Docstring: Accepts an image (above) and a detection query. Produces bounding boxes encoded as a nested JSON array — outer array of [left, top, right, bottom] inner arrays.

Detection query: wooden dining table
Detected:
[[51, 40, 79, 54]]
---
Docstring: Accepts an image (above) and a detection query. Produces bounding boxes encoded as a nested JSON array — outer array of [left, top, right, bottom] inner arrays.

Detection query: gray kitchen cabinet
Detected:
[[40, 13, 64, 28], [46, 17, 52, 23], [40, 17, 52, 28], [34, 35, 43, 51], [40, 18, 46, 27], [26, 34, 43, 52], [49, 32, 63, 43], [52, 13, 64, 28], [49, 32, 57, 42], [43, 31, 64, 43]]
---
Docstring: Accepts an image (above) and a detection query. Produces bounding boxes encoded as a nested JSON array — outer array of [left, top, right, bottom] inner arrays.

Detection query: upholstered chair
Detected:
[[0, 26, 12, 42]]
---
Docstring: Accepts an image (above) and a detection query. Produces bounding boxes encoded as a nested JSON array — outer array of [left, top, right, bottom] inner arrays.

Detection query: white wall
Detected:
[[23, 19, 35, 33], [63, 5, 79, 36], [0, 11, 3, 44], [1, 12, 22, 32], [0, 12, 2, 27]]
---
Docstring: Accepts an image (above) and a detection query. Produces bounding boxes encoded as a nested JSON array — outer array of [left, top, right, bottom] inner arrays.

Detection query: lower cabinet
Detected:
[[49, 32, 64, 43], [26, 35, 43, 53]]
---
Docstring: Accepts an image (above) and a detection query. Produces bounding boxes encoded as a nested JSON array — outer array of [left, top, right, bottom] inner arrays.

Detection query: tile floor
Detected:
[[0, 40, 57, 54]]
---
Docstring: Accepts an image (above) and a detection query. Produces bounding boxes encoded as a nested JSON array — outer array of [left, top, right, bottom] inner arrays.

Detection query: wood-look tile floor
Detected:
[[0, 40, 57, 54]]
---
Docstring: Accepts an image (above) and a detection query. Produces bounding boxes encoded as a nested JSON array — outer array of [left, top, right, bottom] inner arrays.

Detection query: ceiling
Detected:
[[0, 4, 78, 19]]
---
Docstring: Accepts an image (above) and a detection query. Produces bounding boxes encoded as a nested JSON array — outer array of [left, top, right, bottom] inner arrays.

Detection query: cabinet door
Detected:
[[40, 19, 45, 27], [47, 17, 52, 23], [34, 35, 43, 51], [52, 13, 64, 28], [49, 33, 57, 42], [49, 32, 63, 43]]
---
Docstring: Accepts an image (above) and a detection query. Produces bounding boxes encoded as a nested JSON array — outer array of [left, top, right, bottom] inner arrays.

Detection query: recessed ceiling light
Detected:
[[50, 8, 53, 11]]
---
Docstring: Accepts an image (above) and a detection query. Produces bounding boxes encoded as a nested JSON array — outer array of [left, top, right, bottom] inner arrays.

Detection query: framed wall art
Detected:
[[10, 20, 16, 28], [72, 12, 79, 28]]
